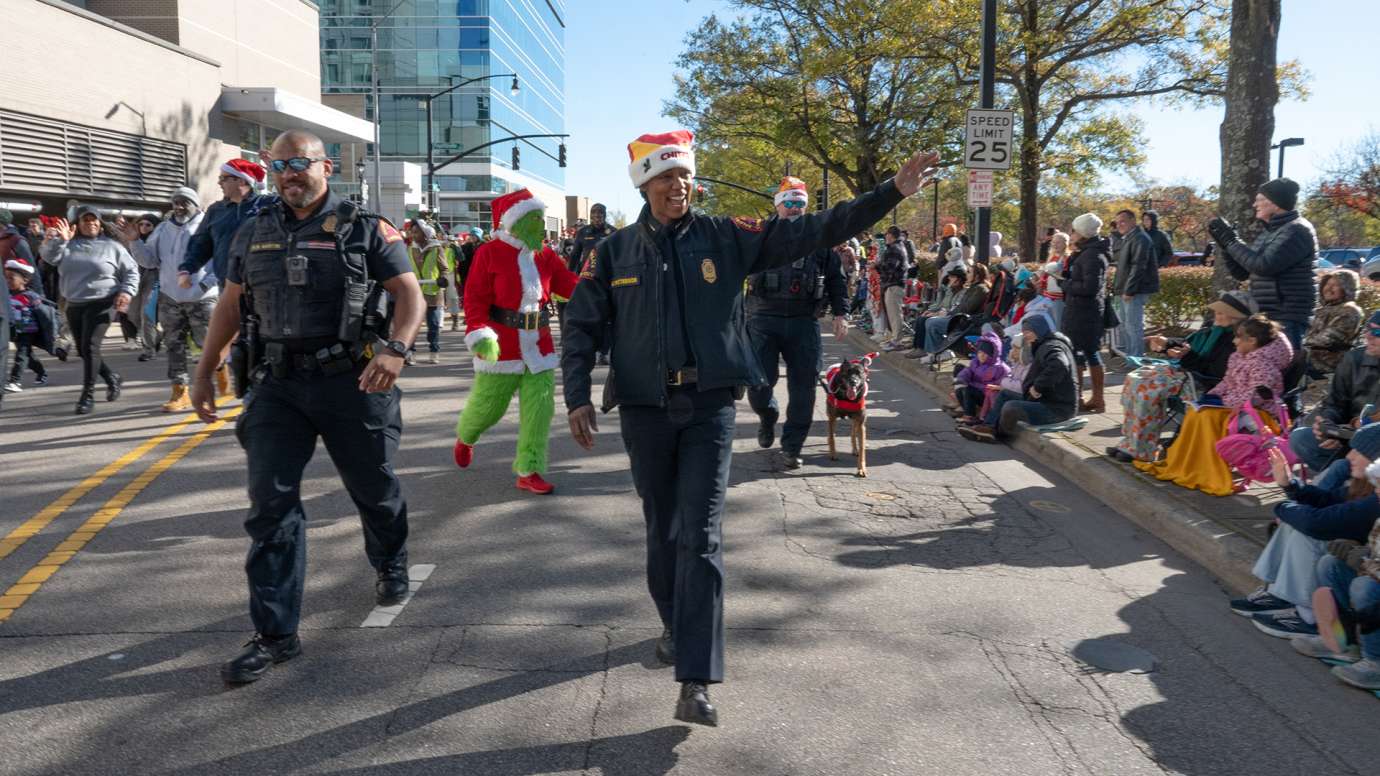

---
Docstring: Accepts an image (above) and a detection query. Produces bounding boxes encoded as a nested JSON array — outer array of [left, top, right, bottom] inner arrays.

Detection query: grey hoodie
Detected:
[[41, 235, 139, 303]]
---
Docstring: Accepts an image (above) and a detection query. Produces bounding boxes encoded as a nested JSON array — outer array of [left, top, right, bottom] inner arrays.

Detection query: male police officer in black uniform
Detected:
[[568, 203, 616, 275], [562, 129, 937, 726], [748, 177, 851, 469], [191, 130, 425, 684]]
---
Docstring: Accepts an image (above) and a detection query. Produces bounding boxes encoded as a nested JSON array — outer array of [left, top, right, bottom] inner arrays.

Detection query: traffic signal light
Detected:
[[815, 188, 825, 211], [511, 145, 520, 171], [558, 143, 567, 168]]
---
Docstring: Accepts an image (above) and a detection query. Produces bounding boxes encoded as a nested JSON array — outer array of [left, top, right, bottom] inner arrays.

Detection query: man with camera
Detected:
[[1289, 311, 1380, 479], [190, 129, 425, 685]]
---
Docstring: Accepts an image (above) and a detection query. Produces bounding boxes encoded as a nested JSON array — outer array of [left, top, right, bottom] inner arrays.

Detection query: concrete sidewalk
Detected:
[[846, 330, 1290, 593]]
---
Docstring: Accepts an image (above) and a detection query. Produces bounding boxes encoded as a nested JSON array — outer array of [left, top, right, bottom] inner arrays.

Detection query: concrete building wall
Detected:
[[177, 0, 321, 96], [85, 0, 180, 43]]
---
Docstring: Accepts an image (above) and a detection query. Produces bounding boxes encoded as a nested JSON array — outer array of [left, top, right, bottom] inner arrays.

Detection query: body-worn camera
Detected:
[[286, 255, 310, 286]]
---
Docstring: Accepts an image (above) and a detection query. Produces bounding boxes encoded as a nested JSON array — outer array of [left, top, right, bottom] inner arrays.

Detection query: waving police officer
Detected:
[[190, 130, 425, 685], [562, 130, 937, 726], [748, 176, 851, 469]]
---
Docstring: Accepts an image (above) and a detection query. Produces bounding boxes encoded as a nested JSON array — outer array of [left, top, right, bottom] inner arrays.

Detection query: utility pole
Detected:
[[976, 0, 996, 265], [931, 177, 940, 244]]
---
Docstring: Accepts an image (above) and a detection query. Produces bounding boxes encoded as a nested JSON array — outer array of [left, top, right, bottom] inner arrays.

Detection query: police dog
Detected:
[[823, 353, 874, 478]]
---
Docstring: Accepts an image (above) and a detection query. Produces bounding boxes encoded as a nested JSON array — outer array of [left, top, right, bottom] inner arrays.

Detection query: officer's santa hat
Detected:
[[774, 176, 809, 207], [4, 258, 34, 275], [490, 188, 546, 235], [627, 130, 696, 188], [221, 158, 266, 188]]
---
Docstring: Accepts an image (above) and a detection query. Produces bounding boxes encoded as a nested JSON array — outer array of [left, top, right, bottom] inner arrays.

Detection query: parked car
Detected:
[[1319, 247, 1368, 271], [1169, 250, 1207, 266]]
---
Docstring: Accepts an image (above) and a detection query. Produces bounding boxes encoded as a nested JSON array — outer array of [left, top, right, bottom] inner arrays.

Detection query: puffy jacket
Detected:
[[1316, 347, 1380, 424], [180, 194, 277, 284], [955, 331, 1010, 390], [1304, 269, 1363, 372], [561, 179, 905, 410], [1207, 334, 1294, 414], [1112, 227, 1159, 295], [130, 212, 215, 304], [1024, 328, 1078, 416], [1223, 210, 1319, 325], [1061, 236, 1110, 354]]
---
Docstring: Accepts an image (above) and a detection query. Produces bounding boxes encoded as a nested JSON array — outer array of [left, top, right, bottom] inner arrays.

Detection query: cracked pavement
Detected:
[[2, 329, 1378, 775]]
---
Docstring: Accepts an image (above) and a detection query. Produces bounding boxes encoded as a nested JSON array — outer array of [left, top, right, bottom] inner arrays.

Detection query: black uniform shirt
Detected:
[[652, 216, 695, 370]]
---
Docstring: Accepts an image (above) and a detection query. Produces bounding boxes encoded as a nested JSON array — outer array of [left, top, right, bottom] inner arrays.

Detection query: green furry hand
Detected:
[[474, 337, 500, 362]]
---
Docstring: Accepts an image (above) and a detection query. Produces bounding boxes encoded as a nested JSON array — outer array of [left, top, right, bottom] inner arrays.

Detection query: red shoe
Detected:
[[453, 440, 473, 469], [516, 473, 554, 495]]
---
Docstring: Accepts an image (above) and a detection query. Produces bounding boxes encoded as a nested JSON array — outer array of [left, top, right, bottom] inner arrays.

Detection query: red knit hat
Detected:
[[221, 158, 265, 187], [490, 188, 546, 234]]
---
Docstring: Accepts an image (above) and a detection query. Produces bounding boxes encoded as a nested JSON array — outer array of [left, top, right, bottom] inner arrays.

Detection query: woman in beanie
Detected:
[[1208, 177, 1319, 349], [1135, 315, 1294, 496], [1061, 213, 1110, 412], [1231, 424, 1380, 645], [1107, 290, 1253, 463]]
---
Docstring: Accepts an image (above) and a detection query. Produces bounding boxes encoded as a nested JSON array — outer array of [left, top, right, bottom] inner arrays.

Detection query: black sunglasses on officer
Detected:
[[269, 156, 329, 173]]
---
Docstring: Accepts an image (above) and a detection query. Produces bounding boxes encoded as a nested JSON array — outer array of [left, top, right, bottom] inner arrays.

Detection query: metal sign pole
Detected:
[[976, 0, 996, 265]]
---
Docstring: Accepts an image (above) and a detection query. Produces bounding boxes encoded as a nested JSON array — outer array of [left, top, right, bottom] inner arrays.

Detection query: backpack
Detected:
[[983, 268, 1017, 321], [1215, 399, 1296, 486]]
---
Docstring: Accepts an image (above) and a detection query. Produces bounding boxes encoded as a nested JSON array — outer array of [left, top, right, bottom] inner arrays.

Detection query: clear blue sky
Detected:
[[565, 1, 1374, 213]]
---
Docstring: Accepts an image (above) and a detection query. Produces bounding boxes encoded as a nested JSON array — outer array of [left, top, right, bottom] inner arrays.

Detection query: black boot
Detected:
[[105, 372, 122, 402], [74, 388, 95, 415], [655, 627, 675, 665], [221, 633, 301, 684], [376, 561, 410, 605], [674, 681, 718, 727], [756, 409, 778, 449], [778, 449, 803, 470]]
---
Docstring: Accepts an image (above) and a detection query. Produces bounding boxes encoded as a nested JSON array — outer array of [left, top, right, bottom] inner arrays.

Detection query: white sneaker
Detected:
[[3, 382, 21, 393], [1291, 635, 1360, 663], [427, 352, 439, 365]]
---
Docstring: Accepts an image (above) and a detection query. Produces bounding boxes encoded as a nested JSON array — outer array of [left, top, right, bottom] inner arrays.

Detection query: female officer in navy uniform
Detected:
[[561, 130, 937, 725]]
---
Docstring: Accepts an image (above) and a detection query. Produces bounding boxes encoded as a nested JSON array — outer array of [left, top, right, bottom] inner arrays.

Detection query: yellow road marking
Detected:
[[0, 413, 204, 562], [0, 407, 243, 623]]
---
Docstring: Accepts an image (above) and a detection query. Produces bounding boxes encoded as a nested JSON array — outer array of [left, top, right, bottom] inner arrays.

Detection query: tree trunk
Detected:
[[1215, 0, 1281, 291], [1018, 97, 1041, 265]]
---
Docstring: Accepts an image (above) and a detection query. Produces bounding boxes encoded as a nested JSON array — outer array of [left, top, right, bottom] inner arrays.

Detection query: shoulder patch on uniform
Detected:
[[580, 247, 598, 279], [611, 276, 640, 288], [732, 216, 764, 233], [378, 220, 403, 243], [250, 242, 283, 252]]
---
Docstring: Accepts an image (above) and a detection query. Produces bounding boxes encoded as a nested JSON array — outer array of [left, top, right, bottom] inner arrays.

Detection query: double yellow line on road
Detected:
[[0, 407, 242, 623]]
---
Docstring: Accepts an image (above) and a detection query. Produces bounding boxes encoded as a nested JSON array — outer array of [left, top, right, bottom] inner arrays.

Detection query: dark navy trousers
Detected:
[[620, 386, 736, 683], [235, 367, 409, 636], [746, 315, 822, 456]]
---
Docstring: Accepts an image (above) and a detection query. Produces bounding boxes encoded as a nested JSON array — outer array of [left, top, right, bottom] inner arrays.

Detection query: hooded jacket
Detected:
[[1207, 334, 1294, 415], [1022, 314, 1078, 415], [1223, 210, 1319, 325], [955, 331, 1011, 390], [130, 211, 214, 304], [1143, 211, 1174, 268], [1304, 269, 1363, 372]]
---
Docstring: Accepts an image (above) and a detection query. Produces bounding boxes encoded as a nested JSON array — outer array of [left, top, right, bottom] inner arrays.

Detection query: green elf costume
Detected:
[[453, 188, 581, 494]]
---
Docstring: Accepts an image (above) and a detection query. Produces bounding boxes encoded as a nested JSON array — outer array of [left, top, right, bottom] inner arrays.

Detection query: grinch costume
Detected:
[[453, 188, 580, 494]]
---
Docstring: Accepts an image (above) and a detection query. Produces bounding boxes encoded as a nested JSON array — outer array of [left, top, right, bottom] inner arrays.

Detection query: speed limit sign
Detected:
[[964, 109, 1014, 171]]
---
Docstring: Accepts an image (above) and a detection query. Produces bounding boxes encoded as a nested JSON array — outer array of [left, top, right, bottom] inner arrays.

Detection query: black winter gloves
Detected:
[[1207, 217, 1239, 248]]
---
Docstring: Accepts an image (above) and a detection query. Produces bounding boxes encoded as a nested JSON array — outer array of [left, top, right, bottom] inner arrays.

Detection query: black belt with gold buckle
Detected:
[[490, 305, 549, 331], [667, 368, 698, 386]]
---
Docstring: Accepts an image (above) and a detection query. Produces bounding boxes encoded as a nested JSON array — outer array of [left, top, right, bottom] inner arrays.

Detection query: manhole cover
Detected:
[[1066, 638, 1156, 674], [865, 492, 897, 501], [1029, 500, 1072, 514]]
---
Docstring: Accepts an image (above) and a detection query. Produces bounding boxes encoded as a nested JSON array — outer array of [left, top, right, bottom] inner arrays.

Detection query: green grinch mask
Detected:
[[510, 210, 545, 250]]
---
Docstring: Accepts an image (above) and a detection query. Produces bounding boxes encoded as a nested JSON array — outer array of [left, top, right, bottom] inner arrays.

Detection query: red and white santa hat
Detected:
[[490, 188, 546, 234], [221, 158, 266, 187], [4, 258, 34, 275], [627, 130, 696, 188], [774, 176, 809, 207]]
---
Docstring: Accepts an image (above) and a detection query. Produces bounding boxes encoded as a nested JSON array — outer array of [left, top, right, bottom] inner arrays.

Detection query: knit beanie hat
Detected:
[[1022, 312, 1053, 338], [1072, 212, 1102, 239], [1259, 178, 1300, 211], [221, 158, 265, 187], [942, 223, 957, 237], [170, 186, 200, 208], [0, 209, 12, 226], [627, 130, 695, 188], [977, 339, 996, 357], [1350, 423, 1380, 461]]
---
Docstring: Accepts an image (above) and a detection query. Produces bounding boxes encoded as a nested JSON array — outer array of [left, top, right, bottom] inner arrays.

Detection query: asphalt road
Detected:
[[2, 327, 1377, 775]]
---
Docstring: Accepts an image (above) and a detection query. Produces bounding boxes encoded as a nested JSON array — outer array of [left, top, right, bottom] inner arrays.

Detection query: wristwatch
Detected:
[[383, 339, 409, 358]]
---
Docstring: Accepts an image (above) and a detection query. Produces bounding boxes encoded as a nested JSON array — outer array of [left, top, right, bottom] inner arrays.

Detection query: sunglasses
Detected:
[[781, 200, 807, 210], [269, 157, 328, 173]]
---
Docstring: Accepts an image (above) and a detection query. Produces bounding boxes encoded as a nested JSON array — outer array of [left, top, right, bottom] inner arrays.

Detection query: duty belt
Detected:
[[667, 368, 698, 386], [285, 343, 367, 375], [490, 305, 550, 330]]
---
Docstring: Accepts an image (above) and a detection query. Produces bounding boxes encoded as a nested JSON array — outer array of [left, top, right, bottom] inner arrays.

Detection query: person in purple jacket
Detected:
[[953, 330, 1010, 424]]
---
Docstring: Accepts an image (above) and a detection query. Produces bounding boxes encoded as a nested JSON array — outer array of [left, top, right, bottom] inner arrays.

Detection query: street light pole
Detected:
[[369, 0, 410, 212], [408, 73, 519, 213], [975, 0, 996, 265], [1271, 137, 1305, 178]]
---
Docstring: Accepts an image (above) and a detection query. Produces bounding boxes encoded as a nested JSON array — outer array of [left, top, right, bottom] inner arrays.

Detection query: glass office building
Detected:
[[320, 0, 565, 231]]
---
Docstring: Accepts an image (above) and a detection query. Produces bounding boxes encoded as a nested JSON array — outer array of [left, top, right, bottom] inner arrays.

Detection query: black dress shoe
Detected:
[[674, 681, 718, 727], [655, 627, 675, 665], [1104, 446, 1134, 463], [756, 410, 778, 449], [376, 562, 410, 605], [779, 450, 803, 470], [105, 373, 122, 402], [137, 353, 153, 362], [74, 390, 95, 415], [221, 633, 301, 684]]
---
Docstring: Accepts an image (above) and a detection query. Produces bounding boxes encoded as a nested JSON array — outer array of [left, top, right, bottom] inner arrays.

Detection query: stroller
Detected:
[[928, 266, 1019, 367]]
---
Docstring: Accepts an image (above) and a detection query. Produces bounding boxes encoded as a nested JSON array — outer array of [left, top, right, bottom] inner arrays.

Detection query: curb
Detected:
[[847, 330, 1261, 594]]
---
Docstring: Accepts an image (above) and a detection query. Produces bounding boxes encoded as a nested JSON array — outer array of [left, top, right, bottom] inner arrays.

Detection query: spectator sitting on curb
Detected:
[[1303, 473, 1380, 691], [1231, 425, 1380, 641], [1208, 177, 1318, 350], [958, 312, 1076, 443], [952, 330, 1011, 424], [905, 268, 965, 359], [1134, 315, 1293, 496], [922, 263, 990, 361], [1303, 269, 1363, 375], [1106, 290, 1253, 463], [1289, 310, 1380, 476]]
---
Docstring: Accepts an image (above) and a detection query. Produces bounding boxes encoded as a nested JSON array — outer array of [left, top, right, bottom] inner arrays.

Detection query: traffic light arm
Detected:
[[430, 134, 570, 175]]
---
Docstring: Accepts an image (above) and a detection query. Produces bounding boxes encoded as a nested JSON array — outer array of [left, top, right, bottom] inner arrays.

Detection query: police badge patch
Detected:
[[731, 216, 763, 233], [322, 214, 338, 233], [700, 258, 718, 284]]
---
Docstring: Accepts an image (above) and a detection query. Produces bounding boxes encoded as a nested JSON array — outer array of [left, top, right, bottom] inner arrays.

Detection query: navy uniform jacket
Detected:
[[568, 222, 616, 274], [561, 179, 904, 410]]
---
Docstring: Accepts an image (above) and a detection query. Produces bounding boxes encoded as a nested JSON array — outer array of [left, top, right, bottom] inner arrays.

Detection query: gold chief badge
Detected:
[[700, 258, 718, 284]]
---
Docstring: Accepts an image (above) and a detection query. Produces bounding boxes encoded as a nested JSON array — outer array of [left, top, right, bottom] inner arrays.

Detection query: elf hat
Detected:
[[221, 158, 265, 187], [4, 258, 34, 275], [774, 176, 809, 207], [490, 188, 546, 234], [627, 130, 695, 188]]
